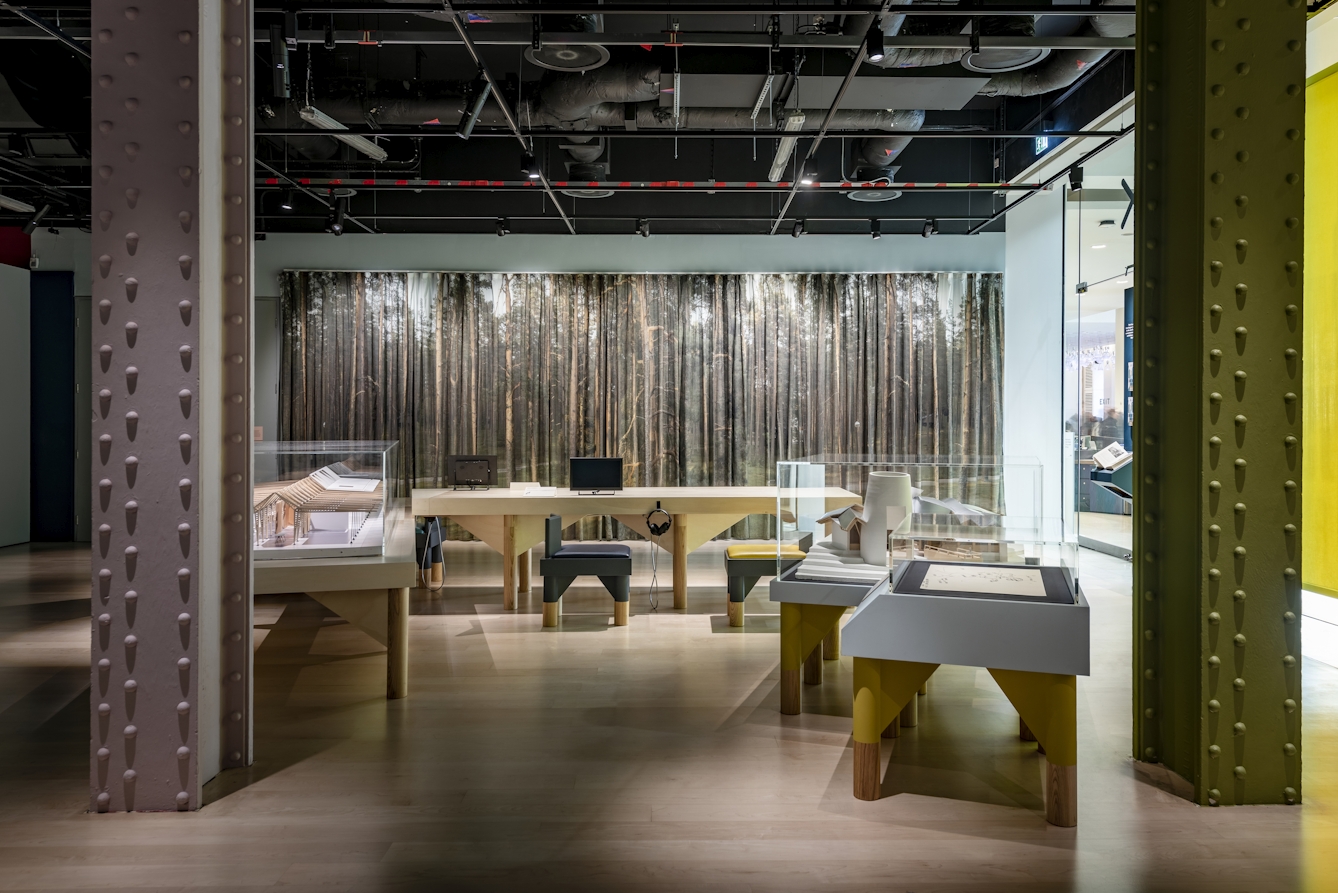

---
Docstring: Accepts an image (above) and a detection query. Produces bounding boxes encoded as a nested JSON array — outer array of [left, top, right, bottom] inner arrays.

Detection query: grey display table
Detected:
[[841, 559, 1090, 826]]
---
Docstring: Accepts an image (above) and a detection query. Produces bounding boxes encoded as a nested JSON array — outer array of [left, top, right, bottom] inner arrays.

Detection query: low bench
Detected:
[[539, 514, 633, 627]]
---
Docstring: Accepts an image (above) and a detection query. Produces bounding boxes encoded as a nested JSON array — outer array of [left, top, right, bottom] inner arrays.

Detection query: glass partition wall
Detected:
[[1063, 138, 1136, 558]]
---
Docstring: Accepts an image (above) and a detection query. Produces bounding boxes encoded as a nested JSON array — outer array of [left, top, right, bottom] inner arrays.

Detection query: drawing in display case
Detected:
[[775, 456, 1077, 602], [253, 441, 400, 560]]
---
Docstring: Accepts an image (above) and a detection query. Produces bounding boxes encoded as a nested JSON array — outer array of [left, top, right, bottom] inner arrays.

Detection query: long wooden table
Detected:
[[411, 486, 861, 610]]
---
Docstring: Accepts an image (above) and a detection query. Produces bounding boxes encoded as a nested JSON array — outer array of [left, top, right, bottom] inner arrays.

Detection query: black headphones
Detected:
[[646, 502, 672, 537]]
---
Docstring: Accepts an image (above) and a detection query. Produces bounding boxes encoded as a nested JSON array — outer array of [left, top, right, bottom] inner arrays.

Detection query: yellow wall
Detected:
[[1305, 71, 1338, 598]]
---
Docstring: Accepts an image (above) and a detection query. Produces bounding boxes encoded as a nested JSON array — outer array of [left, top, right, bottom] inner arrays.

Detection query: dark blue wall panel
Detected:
[[30, 270, 74, 541]]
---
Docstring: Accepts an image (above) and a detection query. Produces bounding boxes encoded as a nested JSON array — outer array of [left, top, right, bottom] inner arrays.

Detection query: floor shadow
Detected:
[[204, 596, 386, 807], [531, 613, 613, 632], [707, 613, 780, 633]]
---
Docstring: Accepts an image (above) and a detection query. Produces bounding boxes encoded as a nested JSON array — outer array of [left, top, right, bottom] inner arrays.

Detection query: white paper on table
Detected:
[[919, 564, 1047, 598]]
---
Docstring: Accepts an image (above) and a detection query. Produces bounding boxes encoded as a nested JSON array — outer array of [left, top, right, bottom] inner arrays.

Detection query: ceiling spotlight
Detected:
[[521, 152, 541, 180], [792, 220, 805, 238], [870, 219, 881, 240], [22, 203, 50, 235], [299, 104, 389, 162], [279, 189, 295, 212], [325, 196, 346, 236], [1068, 165, 1084, 192], [866, 24, 886, 63], [921, 218, 937, 239], [495, 217, 510, 237], [637, 218, 651, 238], [457, 74, 492, 141], [799, 163, 817, 186]]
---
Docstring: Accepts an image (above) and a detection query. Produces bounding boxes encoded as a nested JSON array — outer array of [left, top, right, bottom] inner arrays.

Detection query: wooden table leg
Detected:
[[542, 599, 560, 628], [501, 515, 517, 611], [613, 601, 629, 626], [727, 599, 745, 627], [386, 587, 409, 700], [989, 669, 1077, 826], [671, 515, 688, 610], [803, 643, 823, 685], [1045, 762, 1078, 827], [822, 620, 841, 660], [853, 658, 939, 802], [517, 548, 531, 594], [853, 658, 884, 801]]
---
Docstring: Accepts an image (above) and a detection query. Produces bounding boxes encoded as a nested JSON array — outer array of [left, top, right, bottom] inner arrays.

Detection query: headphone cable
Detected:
[[419, 516, 445, 592]]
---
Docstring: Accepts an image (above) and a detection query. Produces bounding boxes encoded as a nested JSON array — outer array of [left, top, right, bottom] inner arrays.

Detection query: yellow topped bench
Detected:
[[726, 544, 807, 561], [723, 536, 811, 627]]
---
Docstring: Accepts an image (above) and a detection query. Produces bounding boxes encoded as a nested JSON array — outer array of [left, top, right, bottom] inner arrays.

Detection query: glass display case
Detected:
[[252, 441, 400, 560], [776, 455, 1075, 594]]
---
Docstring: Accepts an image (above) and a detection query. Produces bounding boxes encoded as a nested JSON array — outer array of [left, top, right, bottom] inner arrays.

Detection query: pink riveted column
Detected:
[[90, 0, 253, 813]]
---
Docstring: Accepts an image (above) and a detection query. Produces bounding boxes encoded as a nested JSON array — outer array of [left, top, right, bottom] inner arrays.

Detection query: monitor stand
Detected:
[[576, 490, 617, 496]]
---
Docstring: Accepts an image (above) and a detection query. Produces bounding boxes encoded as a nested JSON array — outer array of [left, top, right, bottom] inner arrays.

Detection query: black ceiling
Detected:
[[0, 2, 1138, 237]]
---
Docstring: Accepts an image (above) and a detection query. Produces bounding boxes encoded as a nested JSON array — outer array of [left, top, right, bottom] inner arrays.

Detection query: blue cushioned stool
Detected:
[[538, 514, 633, 627]]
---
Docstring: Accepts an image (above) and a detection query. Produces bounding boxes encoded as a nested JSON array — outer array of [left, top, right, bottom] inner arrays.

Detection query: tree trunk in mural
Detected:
[[280, 271, 1005, 539]]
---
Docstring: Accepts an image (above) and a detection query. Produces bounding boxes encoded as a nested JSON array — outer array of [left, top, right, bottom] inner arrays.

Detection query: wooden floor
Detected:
[[1, 540, 1336, 892]]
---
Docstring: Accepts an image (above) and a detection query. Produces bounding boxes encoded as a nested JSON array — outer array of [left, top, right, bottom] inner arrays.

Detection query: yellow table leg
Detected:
[[822, 618, 841, 660], [501, 515, 516, 611], [899, 693, 918, 728], [803, 642, 823, 685], [852, 657, 939, 800], [517, 548, 530, 594], [989, 669, 1078, 827], [672, 515, 688, 610], [779, 602, 847, 715], [386, 587, 409, 700]]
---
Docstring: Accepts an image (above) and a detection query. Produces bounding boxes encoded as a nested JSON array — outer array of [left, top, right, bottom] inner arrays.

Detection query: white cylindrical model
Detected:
[[860, 471, 912, 566]]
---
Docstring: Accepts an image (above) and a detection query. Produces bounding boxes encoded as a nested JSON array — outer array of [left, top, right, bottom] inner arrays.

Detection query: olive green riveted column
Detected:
[[1134, 0, 1305, 806]]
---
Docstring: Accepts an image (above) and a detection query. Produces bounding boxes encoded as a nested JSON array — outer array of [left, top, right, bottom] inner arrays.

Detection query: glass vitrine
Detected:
[[252, 440, 400, 560]]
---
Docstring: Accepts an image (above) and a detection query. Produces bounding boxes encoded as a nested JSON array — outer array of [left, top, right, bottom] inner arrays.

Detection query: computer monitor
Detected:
[[446, 455, 497, 489], [570, 457, 623, 493]]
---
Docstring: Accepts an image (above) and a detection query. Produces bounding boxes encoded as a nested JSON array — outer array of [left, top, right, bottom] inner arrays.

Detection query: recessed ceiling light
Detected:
[[1091, 244, 1107, 250]]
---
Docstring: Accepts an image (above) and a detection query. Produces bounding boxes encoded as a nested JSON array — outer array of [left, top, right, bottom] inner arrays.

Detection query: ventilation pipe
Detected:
[[978, 0, 1134, 97]]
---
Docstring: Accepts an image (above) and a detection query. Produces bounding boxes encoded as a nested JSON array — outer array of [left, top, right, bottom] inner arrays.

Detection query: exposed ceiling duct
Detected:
[[978, 0, 1135, 97], [848, 0, 1132, 97], [962, 17, 1049, 74], [267, 62, 924, 183], [526, 15, 610, 73]]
